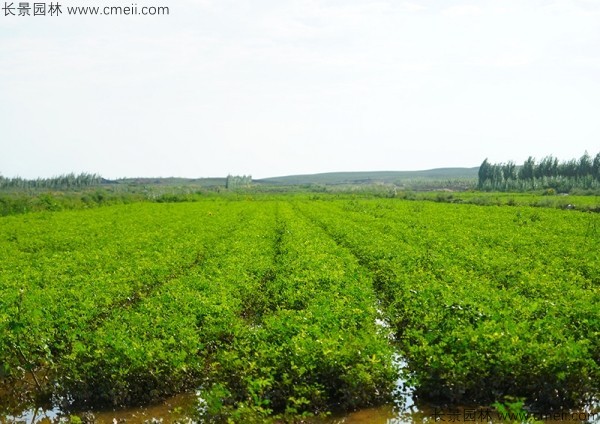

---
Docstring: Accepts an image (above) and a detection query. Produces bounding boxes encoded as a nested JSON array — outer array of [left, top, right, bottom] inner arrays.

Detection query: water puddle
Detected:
[[5, 397, 598, 424], [1, 391, 198, 423], [326, 404, 600, 424], [3, 320, 598, 423]]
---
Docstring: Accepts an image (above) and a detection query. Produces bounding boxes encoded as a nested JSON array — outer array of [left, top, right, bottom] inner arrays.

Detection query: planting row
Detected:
[[296, 198, 599, 408], [1, 200, 400, 421], [1, 198, 598, 421], [0, 202, 244, 409]]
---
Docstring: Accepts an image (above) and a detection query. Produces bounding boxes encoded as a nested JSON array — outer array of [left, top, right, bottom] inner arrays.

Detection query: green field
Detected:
[[1, 196, 599, 422]]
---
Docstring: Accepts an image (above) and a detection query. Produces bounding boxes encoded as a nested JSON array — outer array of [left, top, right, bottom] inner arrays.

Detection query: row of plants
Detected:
[[2, 188, 600, 219], [296, 198, 599, 409], [53, 202, 278, 411], [1, 200, 399, 422], [199, 203, 396, 421], [0, 201, 239, 412], [1, 197, 598, 421]]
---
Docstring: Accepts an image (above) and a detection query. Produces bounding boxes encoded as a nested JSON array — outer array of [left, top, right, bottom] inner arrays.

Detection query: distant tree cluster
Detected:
[[478, 152, 600, 192], [0, 172, 103, 190], [225, 174, 252, 189]]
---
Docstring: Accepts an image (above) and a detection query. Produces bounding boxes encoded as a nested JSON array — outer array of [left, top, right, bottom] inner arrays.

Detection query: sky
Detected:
[[1, 0, 599, 179]]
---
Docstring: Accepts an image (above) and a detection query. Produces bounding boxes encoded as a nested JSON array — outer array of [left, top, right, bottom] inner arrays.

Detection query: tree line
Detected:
[[478, 152, 600, 192], [225, 174, 252, 189], [0, 173, 103, 190]]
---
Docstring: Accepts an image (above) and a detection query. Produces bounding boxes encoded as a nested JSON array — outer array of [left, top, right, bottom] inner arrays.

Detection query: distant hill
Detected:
[[104, 168, 479, 189], [256, 168, 479, 186]]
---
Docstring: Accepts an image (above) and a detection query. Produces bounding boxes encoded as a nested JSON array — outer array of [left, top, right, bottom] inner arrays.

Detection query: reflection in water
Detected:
[[1, 391, 198, 424], [2, 357, 599, 424], [3, 393, 600, 424], [328, 404, 600, 424]]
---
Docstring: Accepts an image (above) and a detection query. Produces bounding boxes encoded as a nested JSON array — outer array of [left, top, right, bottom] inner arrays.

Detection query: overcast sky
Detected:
[[1, 0, 599, 179]]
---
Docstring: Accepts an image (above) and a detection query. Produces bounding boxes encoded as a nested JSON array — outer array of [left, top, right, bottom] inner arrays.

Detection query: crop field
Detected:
[[1, 197, 599, 422]]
